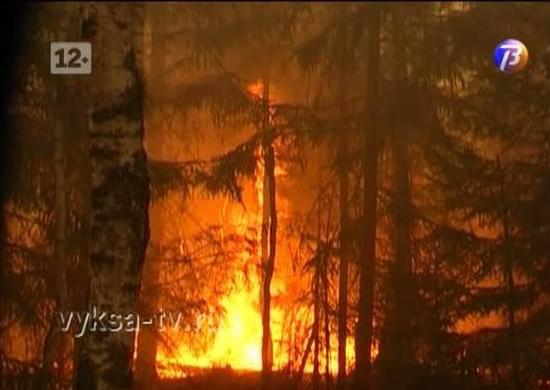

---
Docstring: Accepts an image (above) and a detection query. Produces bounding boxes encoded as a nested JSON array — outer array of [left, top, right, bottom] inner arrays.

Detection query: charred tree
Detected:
[[76, 3, 149, 389], [260, 75, 277, 389], [313, 251, 321, 390], [336, 68, 350, 390], [323, 248, 332, 390]]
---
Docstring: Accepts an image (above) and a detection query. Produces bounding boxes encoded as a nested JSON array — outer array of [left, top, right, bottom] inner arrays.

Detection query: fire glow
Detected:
[[156, 145, 287, 377], [153, 80, 360, 379]]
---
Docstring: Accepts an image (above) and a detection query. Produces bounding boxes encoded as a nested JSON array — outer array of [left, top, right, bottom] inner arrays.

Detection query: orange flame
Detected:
[[154, 80, 358, 379], [156, 145, 286, 377]]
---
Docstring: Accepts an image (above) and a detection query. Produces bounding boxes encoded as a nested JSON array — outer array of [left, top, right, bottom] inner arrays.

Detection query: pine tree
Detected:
[[1, 4, 90, 386], [419, 3, 550, 386]]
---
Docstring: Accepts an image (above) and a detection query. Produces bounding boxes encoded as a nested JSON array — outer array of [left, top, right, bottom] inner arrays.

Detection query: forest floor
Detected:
[[153, 368, 534, 390], [157, 368, 312, 390]]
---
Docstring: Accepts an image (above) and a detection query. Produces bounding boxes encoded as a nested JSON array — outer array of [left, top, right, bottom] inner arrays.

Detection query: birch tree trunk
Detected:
[[76, 4, 149, 389]]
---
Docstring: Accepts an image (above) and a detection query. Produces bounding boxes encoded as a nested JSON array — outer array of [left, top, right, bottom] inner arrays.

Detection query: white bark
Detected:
[[78, 4, 149, 389]]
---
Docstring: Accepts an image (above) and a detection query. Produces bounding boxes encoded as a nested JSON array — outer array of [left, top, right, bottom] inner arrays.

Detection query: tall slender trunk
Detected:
[[76, 4, 149, 389], [380, 9, 415, 390], [503, 207, 521, 390], [498, 159, 521, 390], [355, 6, 381, 389], [336, 71, 350, 389], [313, 163, 323, 390], [135, 244, 161, 388], [74, 96, 92, 390], [135, 9, 164, 388], [323, 254, 332, 390], [41, 119, 69, 386], [42, 9, 71, 384], [297, 328, 315, 384], [313, 256, 321, 390], [261, 75, 277, 389]]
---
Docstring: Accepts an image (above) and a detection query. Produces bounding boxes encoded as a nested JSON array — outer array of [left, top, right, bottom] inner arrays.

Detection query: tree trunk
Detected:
[[379, 9, 415, 390], [323, 254, 332, 390], [336, 71, 350, 389], [76, 4, 149, 389], [297, 327, 315, 384], [41, 9, 71, 384], [135, 245, 160, 388], [355, 6, 381, 389], [41, 119, 69, 387], [74, 107, 93, 388], [73, 81, 92, 390], [135, 9, 164, 388], [260, 75, 276, 390], [498, 159, 521, 390], [313, 254, 321, 390]]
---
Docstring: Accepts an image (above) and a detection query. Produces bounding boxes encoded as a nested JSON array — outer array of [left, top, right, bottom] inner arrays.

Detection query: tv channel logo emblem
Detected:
[[493, 39, 528, 73]]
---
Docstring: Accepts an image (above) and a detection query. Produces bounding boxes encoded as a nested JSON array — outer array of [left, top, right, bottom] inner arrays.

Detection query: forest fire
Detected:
[[2, 3, 550, 390], [155, 147, 288, 377], [154, 153, 359, 378], [155, 282, 265, 376]]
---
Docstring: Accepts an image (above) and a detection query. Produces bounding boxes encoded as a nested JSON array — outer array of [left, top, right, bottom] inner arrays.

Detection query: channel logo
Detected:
[[493, 39, 528, 73]]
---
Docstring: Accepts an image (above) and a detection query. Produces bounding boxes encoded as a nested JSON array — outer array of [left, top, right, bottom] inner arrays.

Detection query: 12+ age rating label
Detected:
[[50, 42, 92, 75]]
